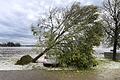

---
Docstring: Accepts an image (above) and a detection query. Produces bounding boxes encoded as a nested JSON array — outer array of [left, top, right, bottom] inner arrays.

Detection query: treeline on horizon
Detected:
[[0, 42, 21, 47]]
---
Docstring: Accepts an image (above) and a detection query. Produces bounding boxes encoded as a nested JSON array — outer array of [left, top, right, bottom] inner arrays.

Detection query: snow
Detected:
[[94, 59, 120, 70], [0, 47, 120, 70], [0, 54, 45, 70], [0, 47, 45, 70], [103, 61, 120, 69]]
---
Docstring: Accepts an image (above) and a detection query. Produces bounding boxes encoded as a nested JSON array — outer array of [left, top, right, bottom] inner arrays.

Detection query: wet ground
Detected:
[[0, 69, 120, 80]]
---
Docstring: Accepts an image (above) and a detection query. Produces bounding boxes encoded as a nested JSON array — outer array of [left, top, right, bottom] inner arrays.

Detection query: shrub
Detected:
[[15, 55, 33, 65]]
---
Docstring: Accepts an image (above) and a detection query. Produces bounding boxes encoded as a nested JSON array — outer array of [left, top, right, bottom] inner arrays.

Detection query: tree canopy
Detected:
[[102, 0, 120, 60], [31, 2, 104, 69]]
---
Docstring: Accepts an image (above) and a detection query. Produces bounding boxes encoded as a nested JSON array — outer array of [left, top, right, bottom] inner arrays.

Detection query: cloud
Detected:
[[0, 0, 103, 44]]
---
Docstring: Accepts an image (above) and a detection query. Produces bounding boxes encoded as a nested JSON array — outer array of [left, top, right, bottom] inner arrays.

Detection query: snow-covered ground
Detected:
[[93, 47, 120, 70], [0, 47, 120, 70], [0, 47, 45, 70]]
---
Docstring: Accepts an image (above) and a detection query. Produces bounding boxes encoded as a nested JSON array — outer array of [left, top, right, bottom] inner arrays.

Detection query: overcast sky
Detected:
[[0, 0, 103, 45]]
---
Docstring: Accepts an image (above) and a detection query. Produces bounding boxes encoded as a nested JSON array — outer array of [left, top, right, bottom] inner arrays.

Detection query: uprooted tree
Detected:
[[102, 0, 120, 61], [31, 2, 104, 68]]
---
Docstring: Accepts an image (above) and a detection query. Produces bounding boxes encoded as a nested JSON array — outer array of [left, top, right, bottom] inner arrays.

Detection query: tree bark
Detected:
[[112, 37, 117, 61], [112, 22, 118, 61], [32, 45, 54, 63], [32, 30, 66, 62]]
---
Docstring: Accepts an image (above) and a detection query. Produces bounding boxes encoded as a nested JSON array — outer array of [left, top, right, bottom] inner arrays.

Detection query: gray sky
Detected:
[[0, 0, 103, 45]]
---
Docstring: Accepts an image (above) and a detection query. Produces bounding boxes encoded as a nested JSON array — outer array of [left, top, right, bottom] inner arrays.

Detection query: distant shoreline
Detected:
[[0, 45, 36, 47]]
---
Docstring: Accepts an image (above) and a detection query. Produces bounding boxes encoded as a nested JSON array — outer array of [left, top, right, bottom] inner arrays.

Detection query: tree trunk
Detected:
[[112, 22, 118, 61], [112, 38, 117, 61], [32, 31, 66, 63], [32, 45, 54, 63], [32, 41, 59, 63]]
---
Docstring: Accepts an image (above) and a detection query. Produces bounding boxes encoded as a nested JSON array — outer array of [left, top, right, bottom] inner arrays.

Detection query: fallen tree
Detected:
[[31, 2, 104, 69], [16, 2, 104, 69]]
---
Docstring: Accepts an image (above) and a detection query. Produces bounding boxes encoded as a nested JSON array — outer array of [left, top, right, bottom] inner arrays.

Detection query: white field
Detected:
[[0, 47, 45, 70], [0, 47, 120, 70]]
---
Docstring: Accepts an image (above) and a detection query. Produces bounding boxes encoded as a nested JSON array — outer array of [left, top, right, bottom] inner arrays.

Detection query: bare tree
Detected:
[[103, 0, 120, 61]]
